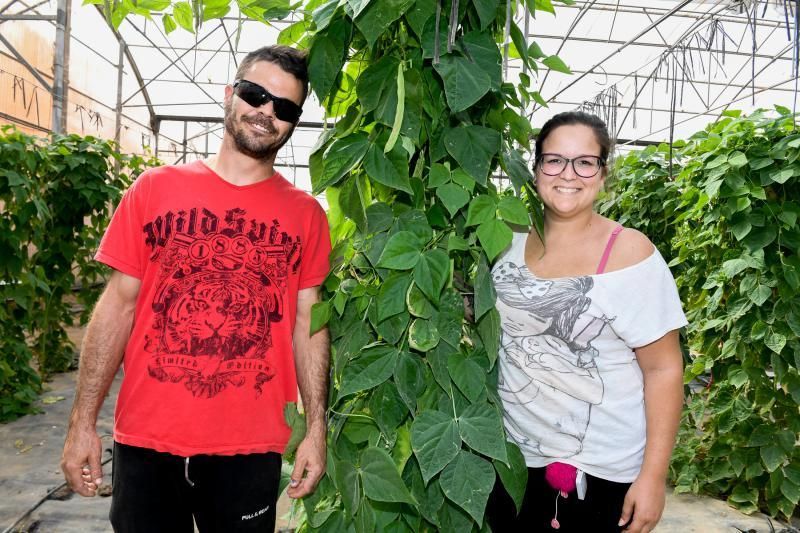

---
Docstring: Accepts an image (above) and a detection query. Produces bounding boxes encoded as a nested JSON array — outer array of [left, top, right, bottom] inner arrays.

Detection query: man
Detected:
[[60, 45, 331, 532]]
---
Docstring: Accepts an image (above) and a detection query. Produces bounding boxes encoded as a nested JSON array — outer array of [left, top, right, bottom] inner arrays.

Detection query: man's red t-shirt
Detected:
[[95, 161, 331, 456]]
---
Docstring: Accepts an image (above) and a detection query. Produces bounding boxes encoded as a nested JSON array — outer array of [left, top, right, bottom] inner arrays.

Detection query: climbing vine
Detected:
[[600, 108, 800, 521]]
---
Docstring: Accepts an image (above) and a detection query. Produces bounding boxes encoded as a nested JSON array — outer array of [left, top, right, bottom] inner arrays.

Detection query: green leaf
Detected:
[[405, 0, 436, 38], [335, 460, 361, 517], [409, 318, 440, 351], [283, 402, 306, 457], [466, 195, 497, 226], [162, 13, 177, 33], [413, 249, 450, 303], [411, 410, 461, 483], [364, 144, 413, 194], [771, 168, 794, 184], [428, 163, 451, 188], [542, 55, 571, 74], [339, 346, 399, 397], [433, 54, 492, 112], [394, 351, 425, 413], [458, 403, 508, 463], [477, 308, 501, 368], [308, 24, 347, 103], [477, 219, 513, 261], [730, 219, 752, 241], [370, 381, 409, 437], [748, 284, 771, 306], [742, 226, 777, 253], [472, 0, 500, 29], [357, 56, 400, 113], [366, 203, 394, 234], [461, 31, 503, 91], [378, 273, 413, 321], [339, 174, 369, 231], [277, 19, 310, 48], [474, 255, 496, 320], [438, 450, 495, 524], [444, 126, 501, 185], [728, 151, 748, 167], [781, 478, 800, 505], [498, 196, 530, 225], [355, 0, 415, 48], [761, 444, 786, 472], [407, 283, 434, 318], [361, 447, 416, 504], [706, 154, 728, 169], [377, 231, 422, 270], [172, 1, 194, 32], [448, 353, 485, 402], [501, 148, 534, 192], [310, 301, 331, 334], [313, 133, 370, 194], [765, 330, 786, 354], [436, 183, 470, 217], [494, 441, 528, 514], [347, 0, 371, 17]]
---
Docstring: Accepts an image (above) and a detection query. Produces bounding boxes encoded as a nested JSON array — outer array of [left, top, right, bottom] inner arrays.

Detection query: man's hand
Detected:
[[287, 431, 326, 499], [619, 474, 666, 533], [60, 425, 104, 497]]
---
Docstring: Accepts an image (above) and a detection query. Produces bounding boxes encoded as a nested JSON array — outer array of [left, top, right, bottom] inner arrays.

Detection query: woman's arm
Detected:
[[619, 329, 684, 533]]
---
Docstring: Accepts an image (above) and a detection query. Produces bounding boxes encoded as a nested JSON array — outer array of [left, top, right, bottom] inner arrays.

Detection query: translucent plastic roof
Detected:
[[3, 0, 799, 192]]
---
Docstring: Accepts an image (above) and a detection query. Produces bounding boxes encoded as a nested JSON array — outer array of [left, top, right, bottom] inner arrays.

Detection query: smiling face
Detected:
[[535, 124, 606, 220], [223, 60, 304, 160]]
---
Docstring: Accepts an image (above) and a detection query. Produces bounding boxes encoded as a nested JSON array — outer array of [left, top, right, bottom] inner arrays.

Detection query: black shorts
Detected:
[[109, 442, 282, 533], [487, 466, 632, 532]]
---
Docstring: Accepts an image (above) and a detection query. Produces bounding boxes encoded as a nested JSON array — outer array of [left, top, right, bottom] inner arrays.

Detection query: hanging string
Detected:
[[633, 73, 638, 130], [503, 0, 512, 78], [434, 0, 442, 64], [447, 0, 459, 53]]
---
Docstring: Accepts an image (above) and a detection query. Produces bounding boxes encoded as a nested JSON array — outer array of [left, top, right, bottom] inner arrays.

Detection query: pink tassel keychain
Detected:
[[545, 462, 577, 529]]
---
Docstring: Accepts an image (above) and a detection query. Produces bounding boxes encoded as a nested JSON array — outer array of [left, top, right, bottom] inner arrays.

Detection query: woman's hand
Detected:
[[618, 473, 666, 533]]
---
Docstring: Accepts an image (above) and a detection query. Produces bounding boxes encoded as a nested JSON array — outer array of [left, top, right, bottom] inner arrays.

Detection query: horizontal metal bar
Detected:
[[0, 109, 50, 132], [0, 13, 54, 19], [565, 1, 788, 28]]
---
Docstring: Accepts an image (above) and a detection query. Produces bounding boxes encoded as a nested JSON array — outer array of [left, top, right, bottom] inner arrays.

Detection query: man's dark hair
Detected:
[[235, 45, 309, 104], [534, 111, 612, 169]]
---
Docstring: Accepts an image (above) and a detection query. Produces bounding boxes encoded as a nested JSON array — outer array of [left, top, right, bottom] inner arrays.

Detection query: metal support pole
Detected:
[[51, 0, 71, 134], [114, 39, 125, 175], [182, 121, 188, 163]]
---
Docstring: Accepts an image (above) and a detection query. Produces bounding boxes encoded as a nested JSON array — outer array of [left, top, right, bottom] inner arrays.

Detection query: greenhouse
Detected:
[[0, 0, 799, 531]]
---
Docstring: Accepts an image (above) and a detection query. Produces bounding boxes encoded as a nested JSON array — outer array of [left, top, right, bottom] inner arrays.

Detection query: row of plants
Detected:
[[599, 107, 800, 521], [282, 0, 573, 530], [0, 125, 155, 422]]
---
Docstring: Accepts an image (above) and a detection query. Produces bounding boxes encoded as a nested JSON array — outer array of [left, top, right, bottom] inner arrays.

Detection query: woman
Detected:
[[487, 111, 686, 533]]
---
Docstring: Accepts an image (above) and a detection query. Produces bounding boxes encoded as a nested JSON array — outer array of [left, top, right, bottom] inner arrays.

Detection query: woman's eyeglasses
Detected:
[[538, 153, 605, 178], [232, 79, 303, 123]]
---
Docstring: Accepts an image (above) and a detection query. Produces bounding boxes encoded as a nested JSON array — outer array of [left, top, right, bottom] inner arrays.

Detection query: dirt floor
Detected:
[[0, 327, 796, 532]]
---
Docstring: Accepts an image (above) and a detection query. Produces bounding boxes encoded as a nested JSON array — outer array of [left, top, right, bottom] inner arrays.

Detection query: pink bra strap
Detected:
[[596, 225, 624, 274]]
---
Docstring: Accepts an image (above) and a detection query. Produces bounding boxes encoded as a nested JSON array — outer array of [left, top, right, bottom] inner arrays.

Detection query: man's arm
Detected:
[[60, 270, 141, 496], [287, 285, 330, 499]]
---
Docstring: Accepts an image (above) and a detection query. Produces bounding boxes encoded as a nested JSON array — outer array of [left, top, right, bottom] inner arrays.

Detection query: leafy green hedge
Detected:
[[0, 126, 156, 421], [599, 108, 800, 520], [271, 0, 573, 530]]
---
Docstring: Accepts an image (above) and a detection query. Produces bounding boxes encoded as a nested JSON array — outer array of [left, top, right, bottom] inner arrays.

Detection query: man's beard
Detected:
[[223, 99, 294, 160]]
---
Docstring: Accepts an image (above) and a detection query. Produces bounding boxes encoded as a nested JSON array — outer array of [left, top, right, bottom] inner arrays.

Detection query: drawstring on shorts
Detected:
[[184, 457, 195, 487]]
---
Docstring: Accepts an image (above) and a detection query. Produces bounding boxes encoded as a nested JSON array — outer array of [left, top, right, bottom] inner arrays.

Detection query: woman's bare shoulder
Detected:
[[606, 226, 656, 271]]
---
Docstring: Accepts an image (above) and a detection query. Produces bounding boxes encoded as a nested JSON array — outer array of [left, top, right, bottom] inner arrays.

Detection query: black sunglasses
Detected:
[[232, 79, 303, 123]]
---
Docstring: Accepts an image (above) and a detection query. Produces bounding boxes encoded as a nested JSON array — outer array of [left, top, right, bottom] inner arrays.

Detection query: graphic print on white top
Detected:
[[492, 262, 615, 459]]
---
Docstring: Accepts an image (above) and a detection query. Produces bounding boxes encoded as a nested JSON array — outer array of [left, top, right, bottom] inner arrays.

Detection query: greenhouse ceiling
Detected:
[[1, 0, 799, 192]]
